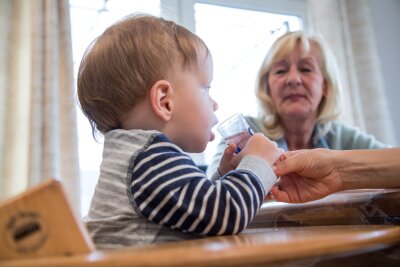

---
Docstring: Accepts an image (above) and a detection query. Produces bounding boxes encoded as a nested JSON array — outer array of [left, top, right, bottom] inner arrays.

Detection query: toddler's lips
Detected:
[[210, 119, 218, 141], [210, 131, 215, 141]]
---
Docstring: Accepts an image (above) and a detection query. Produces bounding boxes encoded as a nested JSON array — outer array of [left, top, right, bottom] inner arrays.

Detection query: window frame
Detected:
[[161, 0, 307, 31]]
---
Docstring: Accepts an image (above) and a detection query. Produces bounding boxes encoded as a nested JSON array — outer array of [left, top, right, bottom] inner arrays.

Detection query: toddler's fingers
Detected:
[[223, 143, 237, 157]]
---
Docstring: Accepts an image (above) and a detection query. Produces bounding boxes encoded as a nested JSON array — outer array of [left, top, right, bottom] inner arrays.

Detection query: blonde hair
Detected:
[[256, 31, 343, 139], [78, 13, 209, 138]]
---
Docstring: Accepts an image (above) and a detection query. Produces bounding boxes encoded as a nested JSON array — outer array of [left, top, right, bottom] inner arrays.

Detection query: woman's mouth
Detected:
[[284, 94, 306, 101]]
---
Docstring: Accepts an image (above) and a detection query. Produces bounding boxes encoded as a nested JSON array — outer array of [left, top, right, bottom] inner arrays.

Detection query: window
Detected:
[[70, 0, 304, 216]]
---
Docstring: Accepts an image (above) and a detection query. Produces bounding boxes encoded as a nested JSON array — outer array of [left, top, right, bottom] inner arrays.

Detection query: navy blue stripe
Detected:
[[162, 180, 199, 226], [141, 174, 203, 218], [207, 187, 225, 235], [178, 181, 209, 230], [191, 189, 217, 234], [132, 150, 189, 182]]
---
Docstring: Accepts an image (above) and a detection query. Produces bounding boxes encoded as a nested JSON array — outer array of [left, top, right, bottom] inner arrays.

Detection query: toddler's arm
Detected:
[[129, 134, 280, 236]]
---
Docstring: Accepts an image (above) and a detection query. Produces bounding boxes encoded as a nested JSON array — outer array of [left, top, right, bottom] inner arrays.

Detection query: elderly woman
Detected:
[[208, 31, 388, 176]]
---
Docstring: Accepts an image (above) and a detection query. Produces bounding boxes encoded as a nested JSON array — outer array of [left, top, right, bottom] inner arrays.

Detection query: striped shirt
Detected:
[[84, 129, 276, 249]]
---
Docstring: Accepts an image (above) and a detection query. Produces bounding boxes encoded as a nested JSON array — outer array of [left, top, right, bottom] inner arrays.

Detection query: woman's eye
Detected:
[[274, 69, 287, 74], [299, 64, 314, 72], [301, 68, 312, 72]]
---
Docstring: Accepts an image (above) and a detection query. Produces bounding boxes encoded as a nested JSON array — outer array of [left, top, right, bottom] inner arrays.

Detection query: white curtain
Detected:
[[0, 0, 81, 211], [307, 0, 396, 145]]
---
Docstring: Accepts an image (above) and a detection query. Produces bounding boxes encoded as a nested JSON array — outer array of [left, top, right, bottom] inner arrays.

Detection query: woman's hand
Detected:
[[271, 149, 343, 203]]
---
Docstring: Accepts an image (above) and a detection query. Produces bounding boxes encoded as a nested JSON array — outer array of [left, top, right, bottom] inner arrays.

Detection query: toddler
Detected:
[[78, 13, 281, 249]]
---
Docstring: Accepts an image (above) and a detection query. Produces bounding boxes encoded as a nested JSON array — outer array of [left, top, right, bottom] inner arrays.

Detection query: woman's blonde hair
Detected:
[[77, 13, 209, 138], [256, 31, 343, 139]]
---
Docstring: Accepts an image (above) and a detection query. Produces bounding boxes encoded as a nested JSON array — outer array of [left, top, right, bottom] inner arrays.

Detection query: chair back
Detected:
[[0, 179, 94, 260]]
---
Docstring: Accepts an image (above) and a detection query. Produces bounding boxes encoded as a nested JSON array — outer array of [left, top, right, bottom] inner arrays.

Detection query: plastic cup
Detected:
[[217, 113, 254, 152]]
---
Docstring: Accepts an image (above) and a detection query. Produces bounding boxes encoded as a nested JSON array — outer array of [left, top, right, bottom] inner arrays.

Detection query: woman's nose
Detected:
[[286, 67, 301, 87]]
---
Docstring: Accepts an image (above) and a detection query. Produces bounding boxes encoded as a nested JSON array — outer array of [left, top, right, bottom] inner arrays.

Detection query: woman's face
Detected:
[[267, 43, 326, 123]]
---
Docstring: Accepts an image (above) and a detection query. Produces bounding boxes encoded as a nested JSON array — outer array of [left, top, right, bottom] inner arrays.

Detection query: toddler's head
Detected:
[[78, 13, 218, 152]]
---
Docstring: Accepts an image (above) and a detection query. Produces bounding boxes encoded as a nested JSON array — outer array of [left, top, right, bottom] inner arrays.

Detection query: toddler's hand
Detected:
[[233, 133, 282, 167], [217, 143, 237, 176]]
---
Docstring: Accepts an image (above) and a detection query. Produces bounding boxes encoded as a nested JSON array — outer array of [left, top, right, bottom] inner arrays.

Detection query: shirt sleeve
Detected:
[[128, 134, 274, 236]]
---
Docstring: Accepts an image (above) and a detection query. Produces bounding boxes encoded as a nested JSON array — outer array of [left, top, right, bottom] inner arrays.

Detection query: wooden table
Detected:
[[1, 181, 399, 267], [252, 189, 400, 227], [2, 224, 400, 267]]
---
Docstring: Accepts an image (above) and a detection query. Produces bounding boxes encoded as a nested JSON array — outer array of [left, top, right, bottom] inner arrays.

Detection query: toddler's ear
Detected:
[[149, 80, 174, 122]]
